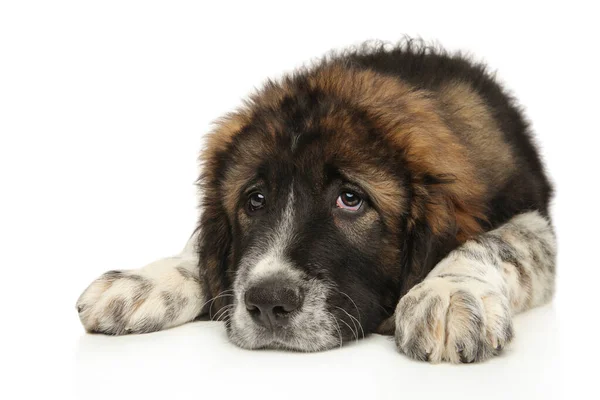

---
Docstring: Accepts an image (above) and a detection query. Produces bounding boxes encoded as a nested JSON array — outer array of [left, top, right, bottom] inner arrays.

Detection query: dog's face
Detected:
[[224, 100, 406, 350], [198, 65, 487, 351]]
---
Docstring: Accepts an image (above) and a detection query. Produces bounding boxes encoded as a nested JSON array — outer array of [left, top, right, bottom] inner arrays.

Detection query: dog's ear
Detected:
[[197, 198, 233, 315], [398, 173, 486, 297], [196, 113, 248, 313]]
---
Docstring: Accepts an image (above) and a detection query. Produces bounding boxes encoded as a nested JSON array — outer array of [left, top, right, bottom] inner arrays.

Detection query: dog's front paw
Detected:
[[394, 277, 513, 363], [76, 269, 165, 335], [76, 257, 203, 335]]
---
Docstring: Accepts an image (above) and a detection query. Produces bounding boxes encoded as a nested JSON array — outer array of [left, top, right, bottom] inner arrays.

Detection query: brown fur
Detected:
[[307, 64, 488, 239], [198, 60, 523, 304]]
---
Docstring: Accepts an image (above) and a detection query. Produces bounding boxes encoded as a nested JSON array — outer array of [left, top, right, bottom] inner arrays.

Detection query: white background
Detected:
[[1, 1, 598, 399]]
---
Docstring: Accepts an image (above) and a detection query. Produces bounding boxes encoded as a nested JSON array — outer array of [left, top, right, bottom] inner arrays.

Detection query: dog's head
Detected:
[[197, 63, 487, 351]]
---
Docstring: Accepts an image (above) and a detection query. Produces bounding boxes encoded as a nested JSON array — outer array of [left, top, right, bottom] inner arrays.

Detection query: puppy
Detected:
[[77, 41, 555, 363]]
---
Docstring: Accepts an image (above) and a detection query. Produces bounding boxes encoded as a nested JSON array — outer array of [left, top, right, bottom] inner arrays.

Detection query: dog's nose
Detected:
[[244, 281, 303, 329]]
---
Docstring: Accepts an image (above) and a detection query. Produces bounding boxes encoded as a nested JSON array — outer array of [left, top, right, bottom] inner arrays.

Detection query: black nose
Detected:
[[244, 281, 303, 329]]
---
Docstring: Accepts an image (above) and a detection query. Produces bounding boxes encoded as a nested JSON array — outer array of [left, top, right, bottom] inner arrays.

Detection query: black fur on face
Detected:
[[221, 91, 404, 349]]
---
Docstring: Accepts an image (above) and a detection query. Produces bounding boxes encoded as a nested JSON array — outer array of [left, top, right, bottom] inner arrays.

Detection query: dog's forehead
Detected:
[[230, 107, 387, 175]]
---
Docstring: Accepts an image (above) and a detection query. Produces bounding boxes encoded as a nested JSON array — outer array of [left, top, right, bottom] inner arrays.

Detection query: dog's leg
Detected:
[[395, 211, 556, 363], [76, 229, 207, 335]]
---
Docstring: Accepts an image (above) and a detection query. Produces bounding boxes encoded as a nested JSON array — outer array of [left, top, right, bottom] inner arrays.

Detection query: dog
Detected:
[[76, 40, 555, 363]]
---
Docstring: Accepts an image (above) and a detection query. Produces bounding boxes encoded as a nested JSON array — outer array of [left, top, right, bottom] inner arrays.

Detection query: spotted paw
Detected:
[[76, 257, 203, 335], [394, 276, 513, 363]]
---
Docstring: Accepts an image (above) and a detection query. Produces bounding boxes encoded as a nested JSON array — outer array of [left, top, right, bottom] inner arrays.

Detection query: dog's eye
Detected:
[[336, 191, 362, 211], [247, 192, 266, 213]]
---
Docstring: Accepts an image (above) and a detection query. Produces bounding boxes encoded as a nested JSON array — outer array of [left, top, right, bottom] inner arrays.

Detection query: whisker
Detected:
[[335, 290, 365, 339], [199, 291, 235, 319], [325, 311, 343, 349], [334, 306, 359, 340], [220, 315, 232, 327], [209, 297, 233, 320], [200, 292, 234, 311], [346, 311, 365, 340], [214, 305, 226, 320], [215, 305, 233, 322], [337, 290, 362, 323], [337, 318, 358, 344]]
